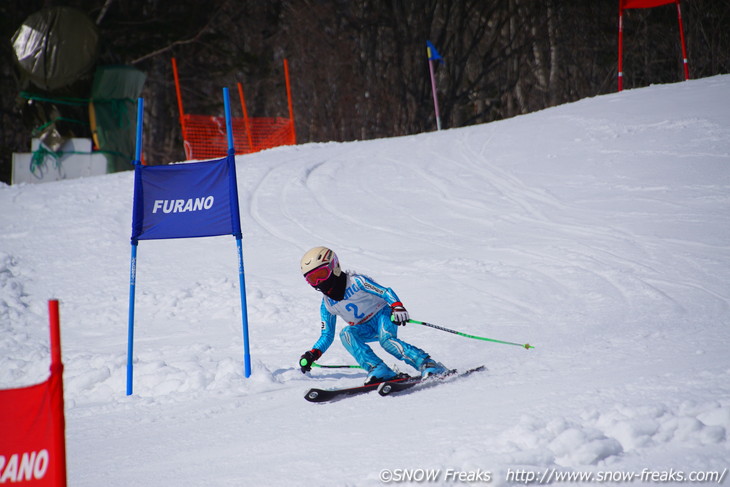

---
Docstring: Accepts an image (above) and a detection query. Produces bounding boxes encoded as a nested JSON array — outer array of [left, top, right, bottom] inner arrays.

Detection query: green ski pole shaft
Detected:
[[408, 319, 534, 350], [311, 362, 363, 369]]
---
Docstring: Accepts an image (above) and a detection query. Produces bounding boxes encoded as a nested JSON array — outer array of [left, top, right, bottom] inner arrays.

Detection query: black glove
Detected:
[[299, 349, 322, 373], [390, 301, 410, 326]]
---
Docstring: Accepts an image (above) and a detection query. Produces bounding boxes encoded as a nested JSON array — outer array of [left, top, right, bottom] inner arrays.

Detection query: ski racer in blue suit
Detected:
[[298, 246, 448, 384]]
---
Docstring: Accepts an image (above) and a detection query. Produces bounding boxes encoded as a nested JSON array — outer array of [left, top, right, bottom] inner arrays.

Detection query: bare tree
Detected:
[[2, 0, 729, 184]]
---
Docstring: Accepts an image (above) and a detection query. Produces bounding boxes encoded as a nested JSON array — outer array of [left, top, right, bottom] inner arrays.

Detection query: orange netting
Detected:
[[173, 58, 297, 161], [181, 114, 295, 160]]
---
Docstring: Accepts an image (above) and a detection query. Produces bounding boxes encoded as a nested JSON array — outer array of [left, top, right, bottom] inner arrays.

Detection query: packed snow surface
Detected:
[[2, 76, 729, 486]]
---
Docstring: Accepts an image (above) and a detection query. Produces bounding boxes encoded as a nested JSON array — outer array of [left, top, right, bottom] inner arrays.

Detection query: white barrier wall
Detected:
[[12, 138, 108, 185]]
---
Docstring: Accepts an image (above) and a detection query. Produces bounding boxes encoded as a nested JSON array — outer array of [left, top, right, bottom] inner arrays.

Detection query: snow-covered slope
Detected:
[[2, 75, 729, 486]]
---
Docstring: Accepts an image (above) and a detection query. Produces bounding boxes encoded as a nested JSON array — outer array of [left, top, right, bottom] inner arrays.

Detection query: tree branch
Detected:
[[96, 0, 115, 25], [129, 13, 218, 65]]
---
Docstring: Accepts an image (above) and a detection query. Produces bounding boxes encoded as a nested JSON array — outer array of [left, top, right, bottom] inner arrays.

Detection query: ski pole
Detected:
[[312, 362, 364, 369], [408, 319, 534, 349]]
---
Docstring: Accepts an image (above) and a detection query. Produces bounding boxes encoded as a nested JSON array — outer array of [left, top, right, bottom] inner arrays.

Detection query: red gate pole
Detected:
[[48, 299, 68, 487], [675, 0, 690, 80], [618, 2, 625, 92]]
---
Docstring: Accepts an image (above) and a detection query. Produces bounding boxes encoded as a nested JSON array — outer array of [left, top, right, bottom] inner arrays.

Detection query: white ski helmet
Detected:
[[300, 246, 341, 285]]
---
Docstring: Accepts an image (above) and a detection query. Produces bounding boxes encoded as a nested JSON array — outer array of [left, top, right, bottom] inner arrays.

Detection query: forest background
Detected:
[[1, 0, 729, 184]]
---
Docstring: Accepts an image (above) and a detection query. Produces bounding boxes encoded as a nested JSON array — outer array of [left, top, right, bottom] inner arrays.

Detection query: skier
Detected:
[[298, 246, 449, 384]]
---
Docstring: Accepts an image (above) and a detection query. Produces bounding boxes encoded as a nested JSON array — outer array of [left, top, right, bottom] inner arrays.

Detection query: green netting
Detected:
[[12, 7, 146, 175], [90, 66, 146, 172], [18, 65, 146, 174]]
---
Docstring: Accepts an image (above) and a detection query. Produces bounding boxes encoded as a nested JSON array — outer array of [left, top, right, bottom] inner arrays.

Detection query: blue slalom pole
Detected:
[[134, 98, 144, 161], [237, 238, 252, 378], [126, 97, 144, 395], [126, 243, 137, 395], [223, 88, 252, 378], [223, 87, 235, 152]]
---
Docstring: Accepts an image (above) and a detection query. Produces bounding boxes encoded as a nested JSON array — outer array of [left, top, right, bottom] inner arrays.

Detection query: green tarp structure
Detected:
[[90, 66, 147, 172], [11, 6, 146, 173]]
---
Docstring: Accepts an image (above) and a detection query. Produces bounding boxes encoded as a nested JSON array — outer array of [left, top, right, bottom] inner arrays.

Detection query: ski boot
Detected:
[[364, 363, 398, 385], [419, 358, 449, 378]]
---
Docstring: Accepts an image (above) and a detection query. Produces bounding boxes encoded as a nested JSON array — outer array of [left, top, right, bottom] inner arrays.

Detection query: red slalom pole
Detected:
[[675, 0, 690, 81], [48, 299, 68, 487]]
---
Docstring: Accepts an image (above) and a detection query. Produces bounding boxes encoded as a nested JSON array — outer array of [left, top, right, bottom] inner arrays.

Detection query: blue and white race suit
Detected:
[[311, 273, 429, 373]]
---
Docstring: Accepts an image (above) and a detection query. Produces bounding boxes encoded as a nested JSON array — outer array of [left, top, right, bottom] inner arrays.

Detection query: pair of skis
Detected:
[[304, 366, 485, 403]]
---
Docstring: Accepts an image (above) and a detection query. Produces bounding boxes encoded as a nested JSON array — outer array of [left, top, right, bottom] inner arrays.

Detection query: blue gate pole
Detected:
[[223, 88, 252, 377], [126, 242, 138, 395], [126, 97, 144, 395], [223, 87, 235, 151], [237, 239, 252, 378]]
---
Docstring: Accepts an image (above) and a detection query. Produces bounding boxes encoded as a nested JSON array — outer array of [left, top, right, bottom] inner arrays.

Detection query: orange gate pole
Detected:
[[237, 83, 254, 152], [283, 59, 296, 145], [171, 58, 190, 158]]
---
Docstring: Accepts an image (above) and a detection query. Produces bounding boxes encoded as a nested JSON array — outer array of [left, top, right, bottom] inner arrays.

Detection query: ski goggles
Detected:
[[304, 263, 335, 286]]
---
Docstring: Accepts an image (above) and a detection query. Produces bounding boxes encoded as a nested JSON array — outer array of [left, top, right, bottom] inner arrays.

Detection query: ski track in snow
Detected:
[[2, 76, 730, 486]]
